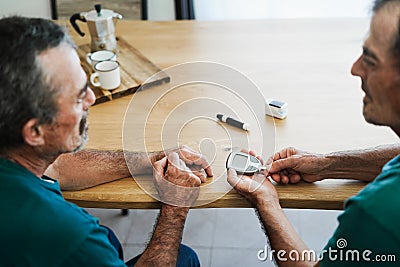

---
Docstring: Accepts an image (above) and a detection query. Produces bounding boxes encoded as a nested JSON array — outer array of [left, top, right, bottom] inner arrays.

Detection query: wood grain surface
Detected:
[[64, 177, 367, 210], [77, 37, 170, 105], [61, 19, 399, 210]]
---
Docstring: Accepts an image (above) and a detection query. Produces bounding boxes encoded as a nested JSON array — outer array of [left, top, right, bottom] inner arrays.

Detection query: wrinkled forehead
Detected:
[[37, 43, 83, 90]]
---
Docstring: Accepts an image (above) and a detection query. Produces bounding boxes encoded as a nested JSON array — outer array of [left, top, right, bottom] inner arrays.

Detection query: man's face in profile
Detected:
[[351, 6, 400, 134], [38, 43, 95, 156]]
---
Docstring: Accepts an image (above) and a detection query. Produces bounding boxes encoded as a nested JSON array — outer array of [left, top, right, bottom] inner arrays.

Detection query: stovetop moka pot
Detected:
[[70, 4, 122, 52]]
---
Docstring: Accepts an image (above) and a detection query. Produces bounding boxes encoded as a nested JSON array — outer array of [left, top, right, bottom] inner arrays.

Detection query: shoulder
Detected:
[[349, 155, 400, 208], [344, 155, 400, 241], [321, 204, 400, 266], [0, 172, 110, 264], [0, 159, 124, 264]]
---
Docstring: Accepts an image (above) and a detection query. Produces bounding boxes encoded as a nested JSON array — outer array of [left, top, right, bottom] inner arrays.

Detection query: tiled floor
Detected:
[[87, 207, 341, 266]]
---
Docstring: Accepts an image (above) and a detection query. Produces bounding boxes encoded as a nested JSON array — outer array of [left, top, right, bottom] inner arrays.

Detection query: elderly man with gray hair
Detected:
[[228, 0, 400, 266], [0, 16, 212, 267]]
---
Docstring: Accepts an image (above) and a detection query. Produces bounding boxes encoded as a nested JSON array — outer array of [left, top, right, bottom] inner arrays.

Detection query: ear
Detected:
[[22, 119, 45, 147]]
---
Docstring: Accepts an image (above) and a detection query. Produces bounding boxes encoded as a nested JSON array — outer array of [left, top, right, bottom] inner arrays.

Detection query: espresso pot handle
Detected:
[[70, 13, 86, 37]]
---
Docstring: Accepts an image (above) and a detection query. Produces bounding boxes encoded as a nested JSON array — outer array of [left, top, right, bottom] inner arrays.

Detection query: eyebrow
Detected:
[[362, 46, 379, 61]]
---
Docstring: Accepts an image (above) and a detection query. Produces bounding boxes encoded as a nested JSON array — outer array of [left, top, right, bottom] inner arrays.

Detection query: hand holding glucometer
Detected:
[[226, 151, 267, 175]]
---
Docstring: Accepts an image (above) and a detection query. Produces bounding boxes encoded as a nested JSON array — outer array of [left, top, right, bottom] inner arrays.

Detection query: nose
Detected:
[[351, 55, 364, 78], [84, 86, 96, 110]]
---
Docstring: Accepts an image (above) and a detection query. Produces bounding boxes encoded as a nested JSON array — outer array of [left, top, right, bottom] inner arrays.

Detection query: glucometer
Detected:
[[226, 151, 266, 175], [265, 99, 288, 119]]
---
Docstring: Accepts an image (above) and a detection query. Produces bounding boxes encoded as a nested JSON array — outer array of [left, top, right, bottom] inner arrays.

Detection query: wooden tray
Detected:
[[77, 37, 170, 105]]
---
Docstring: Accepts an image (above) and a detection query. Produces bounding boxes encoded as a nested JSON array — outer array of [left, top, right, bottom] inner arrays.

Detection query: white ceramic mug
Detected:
[[90, 60, 121, 90], [86, 50, 116, 67]]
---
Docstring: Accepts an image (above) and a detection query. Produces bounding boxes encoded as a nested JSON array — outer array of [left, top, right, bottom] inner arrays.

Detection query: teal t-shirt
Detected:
[[0, 158, 126, 266], [320, 155, 400, 266]]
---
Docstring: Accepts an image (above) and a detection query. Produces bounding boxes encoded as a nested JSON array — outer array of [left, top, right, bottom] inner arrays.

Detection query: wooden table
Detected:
[[61, 19, 398, 210]]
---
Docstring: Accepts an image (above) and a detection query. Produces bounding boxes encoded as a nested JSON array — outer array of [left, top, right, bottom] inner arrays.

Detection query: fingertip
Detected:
[[267, 164, 275, 174], [240, 148, 249, 154], [270, 159, 284, 172], [195, 175, 202, 186], [198, 172, 207, 183], [290, 174, 301, 184], [272, 152, 281, 161], [270, 174, 280, 183], [249, 150, 257, 156], [198, 162, 213, 177]]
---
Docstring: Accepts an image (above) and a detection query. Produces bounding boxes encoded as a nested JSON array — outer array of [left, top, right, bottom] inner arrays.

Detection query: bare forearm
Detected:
[[322, 144, 400, 181], [46, 149, 160, 190], [256, 200, 317, 267], [135, 205, 189, 267]]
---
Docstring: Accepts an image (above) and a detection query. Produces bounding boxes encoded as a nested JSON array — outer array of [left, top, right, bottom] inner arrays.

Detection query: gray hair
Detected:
[[373, 0, 400, 58], [0, 16, 75, 153]]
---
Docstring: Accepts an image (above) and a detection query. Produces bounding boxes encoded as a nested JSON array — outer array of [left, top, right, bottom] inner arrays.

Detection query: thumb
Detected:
[[227, 168, 241, 187], [269, 157, 297, 173]]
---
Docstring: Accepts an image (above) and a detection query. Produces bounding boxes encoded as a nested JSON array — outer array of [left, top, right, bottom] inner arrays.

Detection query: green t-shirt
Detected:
[[321, 155, 400, 266], [0, 158, 126, 266]]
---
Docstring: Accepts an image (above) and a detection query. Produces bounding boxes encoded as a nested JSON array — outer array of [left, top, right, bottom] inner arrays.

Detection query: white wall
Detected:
[[0, 0, 372, 20], [194, 0, 372, 20], [0, 0, 51, 18], [148, 0, 175, 20]]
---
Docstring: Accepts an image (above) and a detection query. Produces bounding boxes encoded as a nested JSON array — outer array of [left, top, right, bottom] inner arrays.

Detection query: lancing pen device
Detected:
[[216, 114, 249, 131]]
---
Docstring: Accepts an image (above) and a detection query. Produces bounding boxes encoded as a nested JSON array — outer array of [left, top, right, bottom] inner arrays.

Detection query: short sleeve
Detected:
[[60, 225, 127, 267], [320, 203, 400, 266]]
